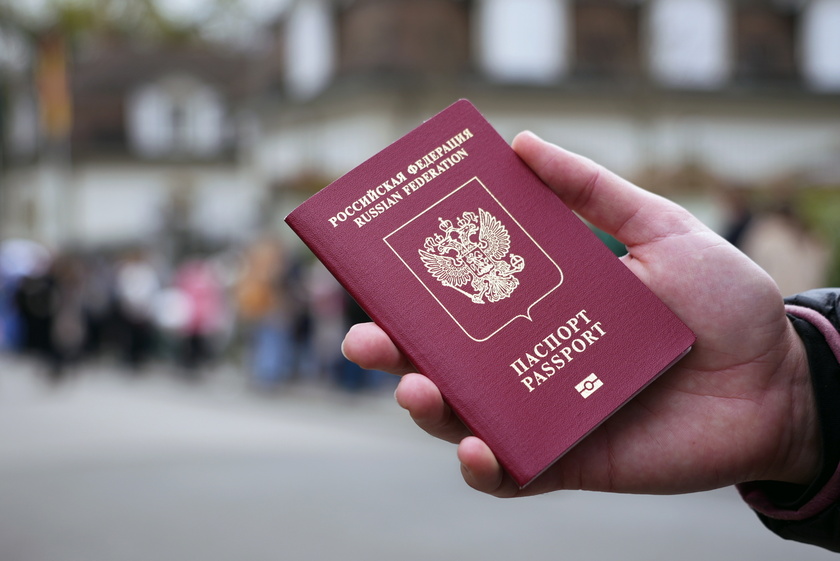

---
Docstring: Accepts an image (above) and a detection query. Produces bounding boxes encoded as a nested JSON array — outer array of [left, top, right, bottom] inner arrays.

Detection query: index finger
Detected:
[[341, 322, 416, 376]]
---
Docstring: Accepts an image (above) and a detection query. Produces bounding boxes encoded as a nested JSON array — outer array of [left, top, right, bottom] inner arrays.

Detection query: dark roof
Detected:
[[71, 39, 253, 99]]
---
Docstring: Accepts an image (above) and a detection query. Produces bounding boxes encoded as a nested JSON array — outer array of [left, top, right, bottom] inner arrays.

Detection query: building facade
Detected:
[[258, 0, 840, 234], [2, 0, 839, 249], [1, 38, 260, 252]]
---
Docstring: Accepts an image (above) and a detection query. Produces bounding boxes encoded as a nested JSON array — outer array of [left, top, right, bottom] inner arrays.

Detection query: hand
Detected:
[[342, 131, 819, 498]]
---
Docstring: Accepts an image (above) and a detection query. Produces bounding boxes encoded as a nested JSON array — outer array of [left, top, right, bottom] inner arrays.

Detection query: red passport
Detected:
[[285, 100, 695, 487]]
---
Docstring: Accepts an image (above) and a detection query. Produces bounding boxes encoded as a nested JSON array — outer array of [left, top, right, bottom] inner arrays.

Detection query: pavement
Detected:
[[0, 354, 836, 561]]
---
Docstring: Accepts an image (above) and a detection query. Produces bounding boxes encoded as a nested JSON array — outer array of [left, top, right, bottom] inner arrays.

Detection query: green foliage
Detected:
[[1, 0, 242, 42], [799, 188, 840, 286]]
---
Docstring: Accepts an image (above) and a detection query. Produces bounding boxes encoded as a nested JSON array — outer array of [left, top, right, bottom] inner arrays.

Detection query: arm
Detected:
[[343, 131, 824, 519]]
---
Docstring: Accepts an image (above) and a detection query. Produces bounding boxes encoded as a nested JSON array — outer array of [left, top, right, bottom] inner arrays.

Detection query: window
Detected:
[[648, 0, 729, 89], [801, 0, 840, 91], [127, 76, 225, 159], [474, 0, 568, 83], [337, 0, 470, 78], [733, 1, 798, 83], [572, 0, 642, 80], [285, 0, 335, 99]]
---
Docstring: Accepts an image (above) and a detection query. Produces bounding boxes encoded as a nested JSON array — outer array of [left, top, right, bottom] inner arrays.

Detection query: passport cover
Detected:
[[285, 99, 695, 487]]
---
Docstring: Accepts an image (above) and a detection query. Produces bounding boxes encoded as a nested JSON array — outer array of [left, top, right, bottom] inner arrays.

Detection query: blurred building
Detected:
[[2, 0, 840, 248], [1, 35, 261, 253], [256, 0, 840, 231]]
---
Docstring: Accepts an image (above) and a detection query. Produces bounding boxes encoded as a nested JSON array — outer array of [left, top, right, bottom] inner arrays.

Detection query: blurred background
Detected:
[[0, 0, 839, 560]]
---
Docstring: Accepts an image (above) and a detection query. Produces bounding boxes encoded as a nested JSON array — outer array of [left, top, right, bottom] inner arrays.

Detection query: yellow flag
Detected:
[[37, 31, 72, 141]]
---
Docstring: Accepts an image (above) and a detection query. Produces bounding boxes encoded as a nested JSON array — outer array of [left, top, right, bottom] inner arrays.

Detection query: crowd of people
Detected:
[[0, 236, 392, 392]]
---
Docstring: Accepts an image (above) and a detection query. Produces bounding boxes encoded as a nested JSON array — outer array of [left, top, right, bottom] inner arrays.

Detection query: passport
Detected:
[[285, 100, 695, 487]]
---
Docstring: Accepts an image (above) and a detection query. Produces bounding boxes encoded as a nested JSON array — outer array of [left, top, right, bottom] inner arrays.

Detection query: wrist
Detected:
[[748, 306, 840, 511], [771, 323, 821, 486]]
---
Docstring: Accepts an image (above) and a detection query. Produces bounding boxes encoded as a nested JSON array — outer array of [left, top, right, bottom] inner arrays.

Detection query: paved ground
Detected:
[[0, 355, 836, 561]]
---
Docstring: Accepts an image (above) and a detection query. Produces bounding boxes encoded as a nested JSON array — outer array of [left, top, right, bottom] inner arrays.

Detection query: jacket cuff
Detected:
[[738, 303, 840, 521]]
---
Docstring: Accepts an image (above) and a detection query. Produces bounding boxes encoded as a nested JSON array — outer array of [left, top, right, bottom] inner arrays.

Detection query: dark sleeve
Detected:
[[738, 288, 840, 552]]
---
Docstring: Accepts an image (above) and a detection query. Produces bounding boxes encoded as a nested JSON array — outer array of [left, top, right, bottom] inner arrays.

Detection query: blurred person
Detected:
[[721, 190, 755, 248], [80, 253, 116, 359], [114, 251, 161, 369], [342, 131, 840, 552], [235, 238, 293, 389], [48, 253, 88, 377], [284, 250, 315, 382], [3, 240, 52, 353], [0, 265, 23, 351], [13, 265, 57, 371], [307, 261, 349, 386], [172, 258, 225, 373], [9, 251, 86, 381], [738, 201, 830, 297], [151, 283, 191, 363]]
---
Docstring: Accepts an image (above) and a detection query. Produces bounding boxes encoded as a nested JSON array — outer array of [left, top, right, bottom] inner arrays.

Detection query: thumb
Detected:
[[511, 131, 698, 247]]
